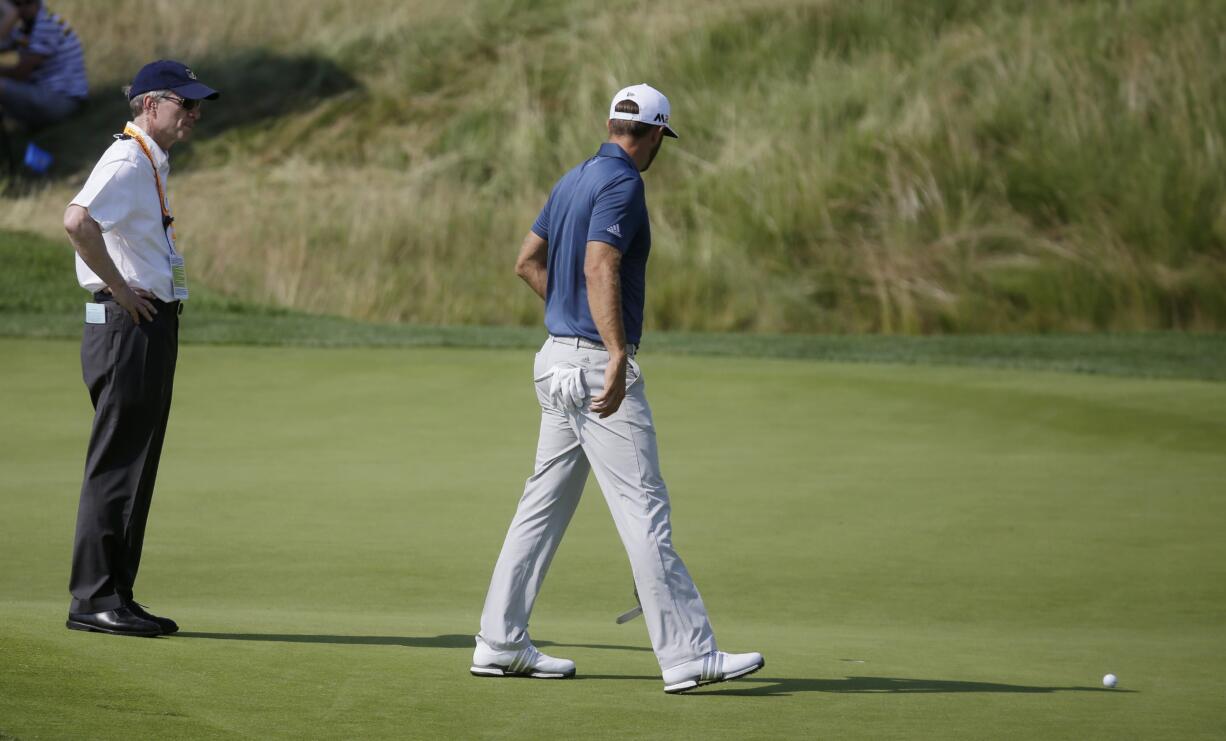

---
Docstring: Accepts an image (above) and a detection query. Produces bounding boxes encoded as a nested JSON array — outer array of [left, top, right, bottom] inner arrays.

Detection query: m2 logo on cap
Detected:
[[654, 113, 669, 123]]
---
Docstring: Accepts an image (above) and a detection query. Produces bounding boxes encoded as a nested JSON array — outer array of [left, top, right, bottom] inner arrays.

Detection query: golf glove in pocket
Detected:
[[534, 364, 587, 410]]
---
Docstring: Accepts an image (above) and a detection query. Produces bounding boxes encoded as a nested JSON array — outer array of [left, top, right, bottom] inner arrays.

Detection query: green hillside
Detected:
[[3, 0, 1225, 333], [5, 228, 1223, 379]]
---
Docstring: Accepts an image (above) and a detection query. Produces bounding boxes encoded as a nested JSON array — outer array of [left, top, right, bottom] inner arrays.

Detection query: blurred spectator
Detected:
[[0, 0, 87, 127]]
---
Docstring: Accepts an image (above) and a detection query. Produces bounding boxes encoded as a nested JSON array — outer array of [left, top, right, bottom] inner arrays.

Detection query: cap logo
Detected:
[[185, 67, 197, 80], [654, 113, 669, 123]]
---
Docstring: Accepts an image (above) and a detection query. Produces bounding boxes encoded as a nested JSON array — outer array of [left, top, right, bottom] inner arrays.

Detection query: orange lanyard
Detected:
[[123, 124, 177, 248]]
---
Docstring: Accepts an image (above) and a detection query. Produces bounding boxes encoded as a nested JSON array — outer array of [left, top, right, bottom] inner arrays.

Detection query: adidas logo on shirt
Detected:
[[606, 224, 622, 238]]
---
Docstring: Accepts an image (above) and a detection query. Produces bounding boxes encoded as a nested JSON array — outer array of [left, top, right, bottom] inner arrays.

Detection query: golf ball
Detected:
[[1102, 673, 1118, 688]]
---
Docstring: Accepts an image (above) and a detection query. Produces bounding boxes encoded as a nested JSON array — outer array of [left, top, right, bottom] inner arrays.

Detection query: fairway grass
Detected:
[[1, 339, 1224, 739]]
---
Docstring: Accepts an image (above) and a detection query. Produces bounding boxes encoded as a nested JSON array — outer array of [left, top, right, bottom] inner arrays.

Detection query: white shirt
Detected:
[[71, 123, 182, 302]]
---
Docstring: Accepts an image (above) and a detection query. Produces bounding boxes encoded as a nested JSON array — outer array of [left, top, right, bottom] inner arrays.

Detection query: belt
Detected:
[[93, 290, 184, 315], [550, 335, 637, 357]]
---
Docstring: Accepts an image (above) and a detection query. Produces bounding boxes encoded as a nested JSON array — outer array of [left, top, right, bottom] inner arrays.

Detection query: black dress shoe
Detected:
[[66, 606, 161, 637], [127, 602, 179, 635]]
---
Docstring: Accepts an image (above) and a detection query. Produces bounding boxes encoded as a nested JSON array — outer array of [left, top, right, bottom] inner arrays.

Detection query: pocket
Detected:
[[533, 349, 546, 381], [626, 357, 643, 389]]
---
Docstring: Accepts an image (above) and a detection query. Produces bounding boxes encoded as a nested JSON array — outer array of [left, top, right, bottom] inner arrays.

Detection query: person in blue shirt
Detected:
[[0, 0, 88, 127], [472, 83, 765, 694]]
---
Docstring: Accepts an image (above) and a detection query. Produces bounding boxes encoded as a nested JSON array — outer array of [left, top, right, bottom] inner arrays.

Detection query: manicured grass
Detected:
[[1, 338, 1224, 739]]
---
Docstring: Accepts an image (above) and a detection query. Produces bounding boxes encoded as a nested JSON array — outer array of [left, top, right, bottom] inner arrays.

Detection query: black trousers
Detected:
[[68, 294, 180, 613]]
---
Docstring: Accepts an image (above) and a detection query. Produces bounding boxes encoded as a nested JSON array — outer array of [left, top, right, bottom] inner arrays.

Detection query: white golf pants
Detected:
[[478, 337, 718, 670]]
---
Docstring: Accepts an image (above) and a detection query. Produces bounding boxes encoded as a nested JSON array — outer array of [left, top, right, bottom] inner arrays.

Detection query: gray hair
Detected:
[[122, 85, 172, 118]]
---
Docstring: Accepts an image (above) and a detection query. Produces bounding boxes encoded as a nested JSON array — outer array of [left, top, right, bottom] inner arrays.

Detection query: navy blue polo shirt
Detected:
[[532, 142, 651, 346]]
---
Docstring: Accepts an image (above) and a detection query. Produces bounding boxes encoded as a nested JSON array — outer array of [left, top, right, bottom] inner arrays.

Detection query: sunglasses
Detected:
[[159, 94, 201, 112]]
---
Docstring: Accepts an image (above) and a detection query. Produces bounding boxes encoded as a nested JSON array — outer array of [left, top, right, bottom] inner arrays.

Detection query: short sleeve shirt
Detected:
[[2, 7, 88, 98], [71, 125, 180, 301], [533, 142, 651, 345]]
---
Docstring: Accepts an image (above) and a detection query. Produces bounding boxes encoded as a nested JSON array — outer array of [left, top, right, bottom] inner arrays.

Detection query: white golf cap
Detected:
[[609, 83, 678, 138]]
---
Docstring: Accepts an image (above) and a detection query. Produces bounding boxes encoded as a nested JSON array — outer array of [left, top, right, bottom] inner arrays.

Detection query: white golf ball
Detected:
[[1102, 673, 1118, 688]]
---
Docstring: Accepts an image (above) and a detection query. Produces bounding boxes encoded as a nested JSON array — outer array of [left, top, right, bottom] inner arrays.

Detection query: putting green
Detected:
[[1, 338, 1223, 739]]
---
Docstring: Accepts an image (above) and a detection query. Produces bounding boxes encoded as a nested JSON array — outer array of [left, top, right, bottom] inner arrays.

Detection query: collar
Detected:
[[125, 122, 170, 170], [597, 142, 637, 169]]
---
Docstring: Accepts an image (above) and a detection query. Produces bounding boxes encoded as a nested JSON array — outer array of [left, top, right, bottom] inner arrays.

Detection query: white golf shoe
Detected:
[[470, 636, 576, 679], [662, 650, 765, 694]]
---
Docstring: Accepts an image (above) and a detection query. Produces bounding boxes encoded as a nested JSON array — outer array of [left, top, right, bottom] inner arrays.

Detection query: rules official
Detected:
[[62, 60, 219, 637]]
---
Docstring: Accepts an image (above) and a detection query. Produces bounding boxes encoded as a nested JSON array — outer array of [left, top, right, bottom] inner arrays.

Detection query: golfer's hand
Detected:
[[591, 354, 628, 418], [112, 284, 157, 324]]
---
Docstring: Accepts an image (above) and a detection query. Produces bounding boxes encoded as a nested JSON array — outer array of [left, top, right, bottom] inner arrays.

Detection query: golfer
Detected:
[[472, 83, 764, 693], [62, 60, 218, 637]]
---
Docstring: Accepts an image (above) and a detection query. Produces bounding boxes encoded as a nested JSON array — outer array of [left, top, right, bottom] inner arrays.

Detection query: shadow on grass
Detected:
[[4, 48, 358, 186], [175, 631, 650, 652], [578, 675, 1134, 697], [171, 635, 1128, 697]]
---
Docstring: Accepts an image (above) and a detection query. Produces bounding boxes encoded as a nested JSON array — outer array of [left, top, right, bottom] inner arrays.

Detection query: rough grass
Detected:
[[2, 0, 1225, 334], [6, 228, 1223, 379]]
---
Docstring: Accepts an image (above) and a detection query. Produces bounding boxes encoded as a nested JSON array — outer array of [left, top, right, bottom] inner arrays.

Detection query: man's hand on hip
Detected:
[[111, 285, 157, 324], [591, 353, 628, 418], [65, 205, 156, 324]]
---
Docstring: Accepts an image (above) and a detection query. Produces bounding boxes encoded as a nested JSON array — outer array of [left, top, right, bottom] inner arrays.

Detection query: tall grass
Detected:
[[4, 0, 1224, 333]]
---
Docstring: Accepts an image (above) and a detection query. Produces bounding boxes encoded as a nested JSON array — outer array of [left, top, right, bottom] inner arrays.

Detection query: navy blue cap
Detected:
[[128, 60, 220, 101]]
